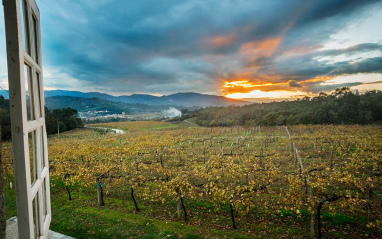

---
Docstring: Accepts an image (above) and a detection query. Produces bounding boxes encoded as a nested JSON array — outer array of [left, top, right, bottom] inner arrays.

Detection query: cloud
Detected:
[[328, 57, 382, 75], [205, 34, 236, 48], [0, 0, 380, 97], [288, 80, 302, 88], [240, 37, 283, 60]]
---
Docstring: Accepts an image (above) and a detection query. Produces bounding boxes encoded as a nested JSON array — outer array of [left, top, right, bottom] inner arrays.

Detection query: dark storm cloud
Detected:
[[329, 57, 382, 75], [255, 44, 382, 82], [35, 0, 382, 95], [288, 80, 302, 88]]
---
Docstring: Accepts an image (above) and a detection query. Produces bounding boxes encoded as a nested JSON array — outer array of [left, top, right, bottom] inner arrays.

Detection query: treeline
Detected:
[[188, 88, 382, 127], [45, 107, 84, 135], [0, 96, 83, 141]]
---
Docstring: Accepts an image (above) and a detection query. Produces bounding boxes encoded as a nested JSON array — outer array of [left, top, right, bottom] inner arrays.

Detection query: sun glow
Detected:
[[222, 80, 310, 100], [223, 80, 257, 88], [223, 80, 285, 88], [225, 90, 307, 99]]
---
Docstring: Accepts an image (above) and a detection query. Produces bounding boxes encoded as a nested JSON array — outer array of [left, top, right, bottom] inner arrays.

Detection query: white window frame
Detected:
[[3, 0, 51, 238]]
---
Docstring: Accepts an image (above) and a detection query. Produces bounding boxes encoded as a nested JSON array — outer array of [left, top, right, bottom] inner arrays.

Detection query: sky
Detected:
[[0, 0, 382, 101]]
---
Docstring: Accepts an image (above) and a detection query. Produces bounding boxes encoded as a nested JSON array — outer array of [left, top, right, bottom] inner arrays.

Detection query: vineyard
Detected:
[[3, 122, 382, 238]]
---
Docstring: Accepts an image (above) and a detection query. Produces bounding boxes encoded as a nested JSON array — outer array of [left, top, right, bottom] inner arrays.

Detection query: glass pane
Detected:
[[32, 13, 39, 64], [24, 64, 35, 121], [20, 0, 31, 55], [42, 179, 47, 219], [28, 131, 37, 185], [32, 197, 40, 237], [36, 72, 42, 119], [39, 127, 45, 169]]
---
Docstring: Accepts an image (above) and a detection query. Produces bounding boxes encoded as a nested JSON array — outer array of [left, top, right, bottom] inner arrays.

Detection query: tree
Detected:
[[45, 107, 83, 134]]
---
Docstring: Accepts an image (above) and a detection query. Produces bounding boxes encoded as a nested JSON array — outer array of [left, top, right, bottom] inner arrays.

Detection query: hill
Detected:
[[44, 90, 116, 101], [44, 90, 250, 107], [0, 90, 8, 98], [44, 96, 171, 114]]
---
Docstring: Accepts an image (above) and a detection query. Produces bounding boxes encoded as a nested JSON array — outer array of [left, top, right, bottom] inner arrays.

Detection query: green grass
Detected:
[[52, 204, 204, 239], [48, 187, 256, 239], [142, 124, 179, 131], [322, 212, 356, 226], [4, 184, 17, 219]]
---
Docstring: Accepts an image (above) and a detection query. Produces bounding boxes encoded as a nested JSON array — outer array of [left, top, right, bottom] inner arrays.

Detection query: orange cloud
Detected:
[[282, 45, 321, 56], [204, 23, 259, 49], [223, 80, 258, 88], [223, 80, 286, 89], [221, 76, 333, 92], [299, 76, 333, 85], [221, 79, 314, 100], [239, 36, 283, 60], [220, 76, 334, 98], [205, 34, 236, 48], [221, 79, 290, 95]]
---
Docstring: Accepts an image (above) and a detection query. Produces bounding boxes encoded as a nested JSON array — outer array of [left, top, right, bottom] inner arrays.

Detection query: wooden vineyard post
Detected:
[[284, 126, 295, 167], [177, 197, 181, 219], [203, 141, 206, 163], [97, 176, 105, 206]]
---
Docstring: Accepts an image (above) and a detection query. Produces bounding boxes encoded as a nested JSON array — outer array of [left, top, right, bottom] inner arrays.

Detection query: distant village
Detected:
[[79, 107, 182, 123]]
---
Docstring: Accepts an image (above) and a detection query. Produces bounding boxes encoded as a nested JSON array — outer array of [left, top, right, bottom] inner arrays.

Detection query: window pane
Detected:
[[42, 179, 47, 219], [20, 0, 31, 55], [39, 127, 45, 169], [24, 64, 35, 121], [32, 197, 40, 237], [36, 72, 42, 119], [28, 131, 37, 185], [32, 13, 39, 64]]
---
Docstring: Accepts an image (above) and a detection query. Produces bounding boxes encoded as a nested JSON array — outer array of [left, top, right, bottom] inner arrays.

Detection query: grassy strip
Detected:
[[142, 124, 179, 131], [4, 185, 16, 219], [48, 188, 254, 239]]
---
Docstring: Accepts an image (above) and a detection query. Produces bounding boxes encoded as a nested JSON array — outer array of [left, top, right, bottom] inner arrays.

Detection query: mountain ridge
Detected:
[[44, 90, 250, 107]]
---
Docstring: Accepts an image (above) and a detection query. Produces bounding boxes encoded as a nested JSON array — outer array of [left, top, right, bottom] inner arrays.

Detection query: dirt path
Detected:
[[184, 120, 199, 127], [85, 126, 126, 135]]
